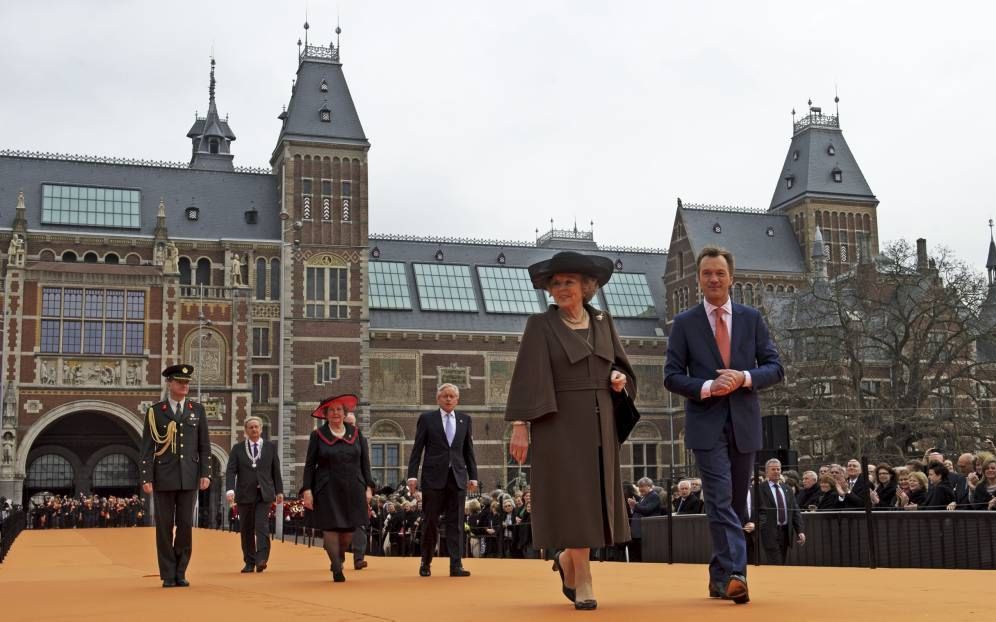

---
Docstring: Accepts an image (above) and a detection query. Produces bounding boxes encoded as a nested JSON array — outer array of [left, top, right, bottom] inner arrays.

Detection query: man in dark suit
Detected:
[[140, 364, 212, 588], [841, 458, 870, 509], [751, 459, 804, 565], [407, 383, 478, 577], [673, 480, 704, 514], [225, 416, 283, 573], [664, 246, 784, 604], [627, 477, 661, 562]]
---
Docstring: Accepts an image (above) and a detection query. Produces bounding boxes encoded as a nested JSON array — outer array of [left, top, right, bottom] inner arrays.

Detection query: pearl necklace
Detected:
[[559, 308, 587, 326]]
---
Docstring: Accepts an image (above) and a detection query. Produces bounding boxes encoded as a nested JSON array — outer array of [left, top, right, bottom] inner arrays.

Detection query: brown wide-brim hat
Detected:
[[310, 394, 359, 419], [527, 251, 614, 289]]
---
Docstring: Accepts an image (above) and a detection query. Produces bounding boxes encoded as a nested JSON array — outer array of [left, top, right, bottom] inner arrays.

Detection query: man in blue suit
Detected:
[[664, 246, 783, 604]]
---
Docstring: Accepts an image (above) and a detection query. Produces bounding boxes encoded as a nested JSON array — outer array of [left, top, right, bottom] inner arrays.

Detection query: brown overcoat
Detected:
[[505, 305, 637, 549]]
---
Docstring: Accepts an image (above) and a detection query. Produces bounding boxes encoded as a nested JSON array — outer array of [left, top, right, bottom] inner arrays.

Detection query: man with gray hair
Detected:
[[627, 477, 662, 561], [225, 416, 284, 573], [407, 383, 478, 577], [674, 479, 704, 515], [796, 470, 819, 509], [751, 458, 804, 565]]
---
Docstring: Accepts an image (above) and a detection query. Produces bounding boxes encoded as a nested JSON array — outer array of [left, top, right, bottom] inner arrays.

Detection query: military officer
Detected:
[[140, 364, 212, 588]]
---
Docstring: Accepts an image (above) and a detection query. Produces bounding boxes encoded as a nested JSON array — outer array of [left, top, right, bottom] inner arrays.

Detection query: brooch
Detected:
[[595, 313, 604, 321]]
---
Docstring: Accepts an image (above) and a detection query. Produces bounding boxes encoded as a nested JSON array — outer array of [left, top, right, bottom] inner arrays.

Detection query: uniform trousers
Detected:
[[153, 489, 197, 580]]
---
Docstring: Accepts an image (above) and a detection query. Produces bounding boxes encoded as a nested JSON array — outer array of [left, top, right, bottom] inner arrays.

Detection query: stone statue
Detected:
[[2, 439, 12, 465], [7, 234, 25, 268], [231, 253, 244, 286], [164, 242, 179, 274]]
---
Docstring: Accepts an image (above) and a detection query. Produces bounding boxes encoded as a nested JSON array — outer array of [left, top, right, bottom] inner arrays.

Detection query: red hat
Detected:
[[311, 394, 359, 419]]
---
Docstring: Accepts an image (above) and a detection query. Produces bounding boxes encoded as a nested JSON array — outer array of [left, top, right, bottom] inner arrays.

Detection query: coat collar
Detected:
[[545, 304, 614, 365], [316, 422, 358, 446]]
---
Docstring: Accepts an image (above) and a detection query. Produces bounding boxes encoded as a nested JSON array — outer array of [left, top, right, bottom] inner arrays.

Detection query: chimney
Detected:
[[916, 238, 928, 273]]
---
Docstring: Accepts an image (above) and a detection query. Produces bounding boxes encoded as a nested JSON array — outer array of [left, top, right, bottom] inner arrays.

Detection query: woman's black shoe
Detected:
[[574, 599, 597, 610], [332, 570, 346, 583], [551, 550, 576, 603]]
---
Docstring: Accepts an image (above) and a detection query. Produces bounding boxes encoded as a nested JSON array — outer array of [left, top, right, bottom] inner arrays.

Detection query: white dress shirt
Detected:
[[700, 297, 753, 398]]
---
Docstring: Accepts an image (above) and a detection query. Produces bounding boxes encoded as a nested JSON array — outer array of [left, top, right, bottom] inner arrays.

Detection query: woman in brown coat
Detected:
[[506, 251, 636, 611]]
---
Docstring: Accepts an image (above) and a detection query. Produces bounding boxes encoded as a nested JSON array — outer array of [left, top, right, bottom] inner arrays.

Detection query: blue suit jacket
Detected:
[[664, 303, 783, 453]]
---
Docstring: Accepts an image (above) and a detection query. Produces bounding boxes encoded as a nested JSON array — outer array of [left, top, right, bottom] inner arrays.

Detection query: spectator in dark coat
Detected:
[[921, 462, 956, 510], [795, 471, 820, 509], [627, 477, 662, 562], [870, 464, 897, 509], [672, 480, 704, 515]]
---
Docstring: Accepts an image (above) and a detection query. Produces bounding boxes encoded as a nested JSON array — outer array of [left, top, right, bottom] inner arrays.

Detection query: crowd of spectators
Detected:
[[28, 493, 146, 529]]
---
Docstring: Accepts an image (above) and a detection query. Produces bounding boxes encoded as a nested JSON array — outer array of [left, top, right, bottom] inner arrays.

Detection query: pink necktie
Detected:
[[714, 308, 731, 367]]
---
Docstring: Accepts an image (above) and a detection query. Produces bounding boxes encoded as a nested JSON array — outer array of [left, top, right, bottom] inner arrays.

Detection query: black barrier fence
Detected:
[[641, 511, 996, 569], [1, 508, 27, 563]]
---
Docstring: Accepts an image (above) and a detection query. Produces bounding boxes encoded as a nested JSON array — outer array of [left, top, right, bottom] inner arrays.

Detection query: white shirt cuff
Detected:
[[743, 371, 752, 388], [700, 380, 713, 399]]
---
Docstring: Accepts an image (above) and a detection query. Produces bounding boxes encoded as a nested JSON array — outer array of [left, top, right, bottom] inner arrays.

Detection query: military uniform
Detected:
[[139, 364, 211, 587]]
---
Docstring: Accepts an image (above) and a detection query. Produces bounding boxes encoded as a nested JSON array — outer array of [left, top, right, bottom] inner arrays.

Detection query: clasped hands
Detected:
[[711, 368, 746, 397]]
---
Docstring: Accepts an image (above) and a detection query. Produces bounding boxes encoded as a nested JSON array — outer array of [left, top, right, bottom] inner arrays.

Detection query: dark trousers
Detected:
[[238, 490, 271, 566], [761, 525, 790, 565], [153, 489, 197, 580], [693, 417, 754, 586], [352, 526, 367, 562], [420, 469, 465, 567]]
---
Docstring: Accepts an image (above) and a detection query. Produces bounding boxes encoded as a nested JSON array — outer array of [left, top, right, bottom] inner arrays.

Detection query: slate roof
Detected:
[[273, 53, 369, 157], [769, 122, 876, 211], [368, 236, 668, 338], [679, 206, 806, 274], [0, 154, 281, 241]]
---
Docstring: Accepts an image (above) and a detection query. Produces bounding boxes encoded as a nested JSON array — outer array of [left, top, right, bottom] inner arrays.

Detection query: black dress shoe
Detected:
[[241, 564, 255, 573], [354, 559, 368, 570], [725, 574, 749, 604], [574, 599, 598, 610], [552, 551, 576, 603], [256, 561, 267, 573], [175, 578, 190, 588], [709, 582, 723, 598], [162, 579, 176, 588], [419, 563, 431, 577], [449, 566, 471, 577], [332, 570, 346, 583]]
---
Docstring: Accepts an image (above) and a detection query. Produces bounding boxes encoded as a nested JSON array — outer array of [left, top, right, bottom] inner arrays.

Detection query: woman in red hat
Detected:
[[301, 394, 375, 582]]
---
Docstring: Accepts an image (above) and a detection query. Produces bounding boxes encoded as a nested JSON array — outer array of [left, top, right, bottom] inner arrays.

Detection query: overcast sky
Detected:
[[2, 1, 993, 273]]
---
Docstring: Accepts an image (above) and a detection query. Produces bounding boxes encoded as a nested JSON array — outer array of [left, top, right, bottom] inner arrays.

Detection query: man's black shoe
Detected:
[[175, 578, 190, 587], [419, 563, 431, 577], [256, 561, 267, 573], [725, 574, 749, 604], [449, 566, 471, 577], [354, 559, 368, 570], [162, 579, 176, 588], [709, 582, 725, 598], [241, 564, 255, 573]]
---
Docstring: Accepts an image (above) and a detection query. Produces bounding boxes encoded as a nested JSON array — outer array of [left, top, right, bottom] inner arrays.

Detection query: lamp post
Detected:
[[276, 215, 303, 487], [196, 286, 212, 402]]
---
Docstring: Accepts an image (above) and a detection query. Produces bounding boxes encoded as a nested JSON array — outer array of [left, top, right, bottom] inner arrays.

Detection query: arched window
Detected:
[[83, 252, 99, 264], [26, 454, 74, 488], [369, 420, 404, 489], [270, 258, 281, 298], [255, 258, 267, 300], [104, 253, 120, 265], [93, 454, 139, 487], [195, 258, 211, 286], [178, 257, 192, 285], [744, 283, 755, 306], [733, 283, 744, 304], [62, 250, 78, 263]]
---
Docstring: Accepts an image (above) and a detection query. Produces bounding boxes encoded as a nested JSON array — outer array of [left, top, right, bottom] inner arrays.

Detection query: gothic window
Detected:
[[178, 257, 192, 285], [41, 287, 144, 355], [252, 373, 270, 403], [195, 258, 211, 286], [252, 326, 270, 357], [255, 258, 267, 300], [306, 266, 349, 318], [26, 454, 74, 489], [270, 258, 281, 298], [93, 454, 138, 487]]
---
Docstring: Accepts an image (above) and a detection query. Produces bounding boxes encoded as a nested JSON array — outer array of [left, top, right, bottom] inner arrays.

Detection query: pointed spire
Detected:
[[811, 225, 825, 257], [986, 219, 996, 287], [811, 226, 828, 283], [208, 57, 217, 111], [154, 198, 169, 241]]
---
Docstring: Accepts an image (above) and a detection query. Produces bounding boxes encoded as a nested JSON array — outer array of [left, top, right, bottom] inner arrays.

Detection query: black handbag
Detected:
[[612, 387, 640, 444]]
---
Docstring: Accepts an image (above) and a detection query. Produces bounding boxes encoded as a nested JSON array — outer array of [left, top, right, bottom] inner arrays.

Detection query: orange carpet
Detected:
[[0, 528, 987, 620]]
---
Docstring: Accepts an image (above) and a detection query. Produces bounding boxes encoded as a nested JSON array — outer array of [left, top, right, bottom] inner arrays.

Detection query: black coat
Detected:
[[920, 480, 955, 510], [140, 399, 211, 491], [407, 410, 478, 489], [753, 481, 804, 548], [813, 489, 844, 511], [225, 439, 284, 504], [302, 423, 375, 530], [796, 485, 820, 510], [842, 476, 870, 509], [673, 493, 703, 515], [875, 482, 897, 509], [629, 491, 662, 539], [972, 482, 995, 509]]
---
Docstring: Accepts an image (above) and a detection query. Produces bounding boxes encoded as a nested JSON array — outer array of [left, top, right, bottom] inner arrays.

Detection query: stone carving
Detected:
[[2, 436, 12, 465], [370, 355, 418, 406], [24, 400, 43, 414], [125, 361, 143, 386], [40, 361, 56, 385], [63, 362, 83, 385], [7, 234, 25, 268], [231, 253, 244, 287], [487, 358, 516, 404], [438, 364, 470, 389], [164, 242, 179, 274]]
